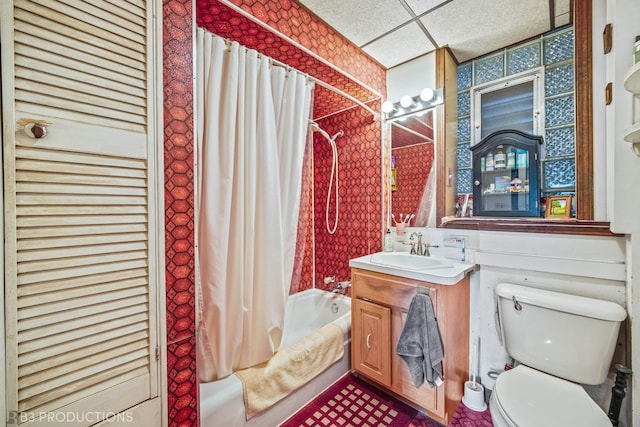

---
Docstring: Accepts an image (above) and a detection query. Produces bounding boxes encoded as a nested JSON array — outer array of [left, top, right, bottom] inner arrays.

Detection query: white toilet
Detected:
[[490, 283, 627, 427]]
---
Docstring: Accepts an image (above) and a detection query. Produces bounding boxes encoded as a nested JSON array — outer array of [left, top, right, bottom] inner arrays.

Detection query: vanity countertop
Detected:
[[349, 252, 477, 285]]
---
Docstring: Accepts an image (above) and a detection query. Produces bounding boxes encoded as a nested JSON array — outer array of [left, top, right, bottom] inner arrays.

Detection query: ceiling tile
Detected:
[[361, 22, 436, 68], [404, 0, 450, 16], [421, 0, 551, 62], [299, 0, 413, 46]]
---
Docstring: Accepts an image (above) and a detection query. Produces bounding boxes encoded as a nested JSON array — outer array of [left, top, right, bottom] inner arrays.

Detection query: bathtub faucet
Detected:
[[330, 281, 351, 294]]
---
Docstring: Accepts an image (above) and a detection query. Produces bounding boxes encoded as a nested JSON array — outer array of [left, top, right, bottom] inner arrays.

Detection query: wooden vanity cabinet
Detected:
[[350, 267, 470, 425]]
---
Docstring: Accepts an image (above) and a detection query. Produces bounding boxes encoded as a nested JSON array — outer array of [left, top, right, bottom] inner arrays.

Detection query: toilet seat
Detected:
[[491, 365, 612, 427]]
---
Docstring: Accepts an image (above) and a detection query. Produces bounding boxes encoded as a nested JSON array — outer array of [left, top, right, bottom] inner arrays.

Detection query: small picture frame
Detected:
[[545, 195, 572, 218]]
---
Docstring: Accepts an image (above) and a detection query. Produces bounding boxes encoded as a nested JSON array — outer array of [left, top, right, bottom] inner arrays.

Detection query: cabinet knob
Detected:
[[366, 333, 372, 349], [474, 180, 481, 186]]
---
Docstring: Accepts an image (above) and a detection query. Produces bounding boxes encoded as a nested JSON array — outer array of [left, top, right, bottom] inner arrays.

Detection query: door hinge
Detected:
[[155, 346, 160, 361]]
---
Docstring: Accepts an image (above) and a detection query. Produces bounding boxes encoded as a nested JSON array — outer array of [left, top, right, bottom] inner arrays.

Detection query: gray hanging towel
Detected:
[[396, 292, 444, 388]]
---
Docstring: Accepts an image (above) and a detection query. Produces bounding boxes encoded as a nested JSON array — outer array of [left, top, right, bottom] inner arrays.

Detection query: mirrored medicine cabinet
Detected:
[[387, 108, 437, 228]]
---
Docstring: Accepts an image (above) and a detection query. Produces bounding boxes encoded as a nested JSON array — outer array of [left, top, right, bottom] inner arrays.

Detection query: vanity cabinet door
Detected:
[[352, 298, 391, 387], [391, 307, 443, 417]]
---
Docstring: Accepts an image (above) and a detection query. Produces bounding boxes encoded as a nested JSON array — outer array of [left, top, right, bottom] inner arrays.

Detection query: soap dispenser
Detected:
[[384, 229, 394, 252]]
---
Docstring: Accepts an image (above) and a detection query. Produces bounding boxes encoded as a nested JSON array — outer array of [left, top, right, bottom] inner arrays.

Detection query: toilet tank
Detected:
[[496, 283, 626, 385]]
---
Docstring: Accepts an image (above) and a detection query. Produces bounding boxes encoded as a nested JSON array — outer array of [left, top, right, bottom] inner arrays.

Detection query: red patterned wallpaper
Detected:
[[392, 144, 435, 221], [163, 1, 198, 426], [195, 0, 386, 293], [196, 0, 385, 119], [313, 107, 383, 290], [222, 0, 385, 94], [161, 0, 386, 424]]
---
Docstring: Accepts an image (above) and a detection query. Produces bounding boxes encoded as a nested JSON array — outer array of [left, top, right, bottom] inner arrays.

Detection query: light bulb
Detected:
[[419, 87, 434, 102], [381, 101, 395, 114], [400, 95, 414, 108]]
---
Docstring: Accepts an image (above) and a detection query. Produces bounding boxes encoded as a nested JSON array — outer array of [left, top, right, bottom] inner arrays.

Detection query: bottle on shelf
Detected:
[[494, 145, 506, 169], [506, 146, 516, 169], [480, 157, 486, 171], [384, 229, 394, 252], [516, 149, 528, 168], [486, 152, 495, 171]]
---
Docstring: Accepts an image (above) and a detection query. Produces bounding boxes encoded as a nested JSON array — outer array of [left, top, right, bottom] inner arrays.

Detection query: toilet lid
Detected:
[[493, 365, 612, 427]]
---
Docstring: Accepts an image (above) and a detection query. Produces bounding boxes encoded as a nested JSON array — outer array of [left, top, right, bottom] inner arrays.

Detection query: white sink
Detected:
[[369, 252, 453, 270]]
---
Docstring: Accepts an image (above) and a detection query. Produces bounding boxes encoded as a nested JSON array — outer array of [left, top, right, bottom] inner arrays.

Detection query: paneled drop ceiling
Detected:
[[298, 0, 572, 68]]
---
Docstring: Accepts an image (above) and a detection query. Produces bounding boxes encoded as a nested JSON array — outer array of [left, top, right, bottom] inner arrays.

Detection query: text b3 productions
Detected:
[[8, 411, 135, 424]]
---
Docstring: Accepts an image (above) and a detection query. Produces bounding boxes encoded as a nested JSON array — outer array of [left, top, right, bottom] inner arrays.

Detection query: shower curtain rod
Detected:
[[211, 30, 380, 121], [264, 51, 380, 121]]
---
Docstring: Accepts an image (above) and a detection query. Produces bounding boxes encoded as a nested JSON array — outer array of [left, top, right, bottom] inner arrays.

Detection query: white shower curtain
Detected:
[[195, 28, 314, 382]]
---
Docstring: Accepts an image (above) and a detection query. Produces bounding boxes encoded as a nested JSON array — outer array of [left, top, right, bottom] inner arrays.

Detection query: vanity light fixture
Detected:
[[381, 101, 396, 115], [383, 87, 444, 120], [400, 95, 416, 109], [419, 87, 435, 102]]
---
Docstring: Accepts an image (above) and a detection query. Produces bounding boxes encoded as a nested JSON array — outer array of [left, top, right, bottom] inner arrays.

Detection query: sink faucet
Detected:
[[330, 281, 351, 294], [423, 244, 439, 257], [410, 232, 423, 255]]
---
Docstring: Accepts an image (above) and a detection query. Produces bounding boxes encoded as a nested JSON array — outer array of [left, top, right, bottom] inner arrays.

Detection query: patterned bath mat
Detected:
[[281, 373, 418, 427], [447, 401, 493, 427]]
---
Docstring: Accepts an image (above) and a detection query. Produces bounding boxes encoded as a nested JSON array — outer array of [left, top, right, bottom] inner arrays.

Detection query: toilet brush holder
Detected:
[[462, 381, 487, 412]]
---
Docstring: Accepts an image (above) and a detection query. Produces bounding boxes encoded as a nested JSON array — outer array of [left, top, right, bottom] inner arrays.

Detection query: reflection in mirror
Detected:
[[389, 108, 436, 229]]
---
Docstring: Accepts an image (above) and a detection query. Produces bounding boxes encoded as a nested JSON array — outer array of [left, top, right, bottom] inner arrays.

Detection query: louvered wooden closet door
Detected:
[[2, 0, 161, 424]]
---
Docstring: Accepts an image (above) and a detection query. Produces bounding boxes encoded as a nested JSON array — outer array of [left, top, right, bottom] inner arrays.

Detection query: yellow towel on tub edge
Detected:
[[235, 322, 345, 420]]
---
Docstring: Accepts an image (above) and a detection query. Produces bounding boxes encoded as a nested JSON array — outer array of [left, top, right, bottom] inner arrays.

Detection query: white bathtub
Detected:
[[199, 289, 351, 427]]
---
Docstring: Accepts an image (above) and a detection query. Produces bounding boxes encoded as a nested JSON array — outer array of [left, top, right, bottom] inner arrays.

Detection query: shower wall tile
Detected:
[[164, 1, 197, 426]]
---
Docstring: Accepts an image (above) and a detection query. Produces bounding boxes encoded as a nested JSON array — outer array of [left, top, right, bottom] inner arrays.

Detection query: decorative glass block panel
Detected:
[[474, 54, 504, 85], [456, 168, 473, 194], [543, 29, 574, 65], [507, 42, 541, 75], [545, 95, 574, 128], [457, 143, 472, 169], [457, 63, 472, 91], [545, 127, 575, 157], [543, 158, 575, 189], [457, 117, 471, 142], [545, 63, 574, 96], [458, 90, 471, 117]]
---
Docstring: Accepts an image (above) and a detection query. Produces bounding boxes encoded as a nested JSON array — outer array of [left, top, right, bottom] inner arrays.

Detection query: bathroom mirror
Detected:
[[388, 108, 437, 228]]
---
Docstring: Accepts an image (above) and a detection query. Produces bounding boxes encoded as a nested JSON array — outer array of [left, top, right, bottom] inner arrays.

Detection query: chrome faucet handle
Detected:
[[423, 244, 439, 256], [416, 233, 424, 255]]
